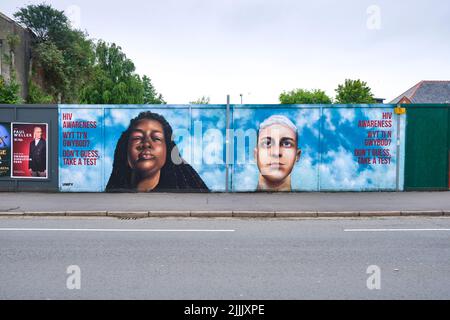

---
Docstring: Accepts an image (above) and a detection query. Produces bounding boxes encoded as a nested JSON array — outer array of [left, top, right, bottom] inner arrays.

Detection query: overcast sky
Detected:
[[2, 0, 450, 104]]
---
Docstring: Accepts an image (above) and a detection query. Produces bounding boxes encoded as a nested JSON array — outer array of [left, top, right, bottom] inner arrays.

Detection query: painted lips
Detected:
[[268, 163, 284, 169], [138, 152, 156, 161]]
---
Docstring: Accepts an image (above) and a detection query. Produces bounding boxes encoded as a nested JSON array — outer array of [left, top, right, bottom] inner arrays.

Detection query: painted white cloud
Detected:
[[323, 109, 336, 131], [364, 108, 389, 121], [199, 167, 226, 191], [320, 147, 396, 190], [106, 109, 140, 128], [294, 108, 320, 138], [233, 108, 255, 121], [233, 165, 259, 192], [338, 108, 355, 125], [291, 147, 319, 191], [163, 109, 190, 132], [192, 108, 226, 129], [233, 108, 256, 129], [202, 128, 225, 165], [59, 165, 103, 192]]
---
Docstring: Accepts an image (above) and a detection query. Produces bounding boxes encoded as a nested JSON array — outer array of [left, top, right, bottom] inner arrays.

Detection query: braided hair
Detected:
[[106, 111, 209, 193]]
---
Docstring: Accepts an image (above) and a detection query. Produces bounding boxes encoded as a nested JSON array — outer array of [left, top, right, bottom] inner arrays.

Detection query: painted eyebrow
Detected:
[[130, 128, 163, 135], [130, 129, 145, 135], [259, 137, 295, 142]]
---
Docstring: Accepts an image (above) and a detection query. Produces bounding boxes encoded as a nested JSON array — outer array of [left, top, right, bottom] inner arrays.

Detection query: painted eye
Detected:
[[131, 135, 144, 143], [260, 139, 271, 148], [152, 135, 163, 142]]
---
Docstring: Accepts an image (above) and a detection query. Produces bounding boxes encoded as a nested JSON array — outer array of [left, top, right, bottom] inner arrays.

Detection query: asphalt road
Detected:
[[1, 192, 450, 212], [1, 216, 450, 299]]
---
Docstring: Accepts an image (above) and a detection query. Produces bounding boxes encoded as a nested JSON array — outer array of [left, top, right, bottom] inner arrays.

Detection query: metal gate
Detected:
[[404, 105, 450, 191]]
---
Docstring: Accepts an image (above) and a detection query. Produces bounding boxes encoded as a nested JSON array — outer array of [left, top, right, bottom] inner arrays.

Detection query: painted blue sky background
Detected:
[[103, 106, 227, 191], [233, 106, 402, 191], [59, 107, 104, 192], [191, 106, 227, 191], [104, 107, 190, 189], [59, 105, 227, 192], [320, 107, 399, 190], [58, 105, 405, 192], [232, 107, 320, 191]]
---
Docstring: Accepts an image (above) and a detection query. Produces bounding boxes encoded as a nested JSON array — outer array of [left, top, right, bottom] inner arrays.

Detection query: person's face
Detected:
[[34, 127, 43, 139], [254, 124, 301, 183], [127, 119, 167, 178]]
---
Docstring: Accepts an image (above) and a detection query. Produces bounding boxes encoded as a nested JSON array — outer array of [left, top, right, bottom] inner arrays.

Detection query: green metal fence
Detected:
[[404, 104, 450, 191]]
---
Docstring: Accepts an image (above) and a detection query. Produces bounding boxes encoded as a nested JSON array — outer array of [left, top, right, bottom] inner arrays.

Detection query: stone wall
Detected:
[[0, 12, 34, 100]]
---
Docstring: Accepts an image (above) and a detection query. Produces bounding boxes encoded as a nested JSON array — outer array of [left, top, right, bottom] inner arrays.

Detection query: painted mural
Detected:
[[59, 105, 405, 192]]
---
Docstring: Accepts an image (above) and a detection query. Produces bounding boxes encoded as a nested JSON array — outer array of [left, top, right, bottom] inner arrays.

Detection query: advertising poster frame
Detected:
[[11, 122, 49, 180], [0, 122, 11, 177]]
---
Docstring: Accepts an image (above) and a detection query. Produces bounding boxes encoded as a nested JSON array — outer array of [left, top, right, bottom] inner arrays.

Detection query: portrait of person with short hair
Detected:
[[29, 126, 47, 178], [106, 111, 209, 192], [254, 115, 301, 192]]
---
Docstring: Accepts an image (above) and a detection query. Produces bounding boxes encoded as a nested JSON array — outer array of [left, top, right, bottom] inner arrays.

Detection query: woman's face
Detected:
[[127, 119, 167, 178], [255, 123, 301, 184]]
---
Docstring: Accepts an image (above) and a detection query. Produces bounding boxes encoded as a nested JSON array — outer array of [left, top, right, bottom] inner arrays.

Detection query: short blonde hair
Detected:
[[259, 115, 297, 133]]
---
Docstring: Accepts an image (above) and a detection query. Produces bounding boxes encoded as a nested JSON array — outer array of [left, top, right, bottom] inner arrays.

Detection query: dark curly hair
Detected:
[[106, 111, 209, 193]]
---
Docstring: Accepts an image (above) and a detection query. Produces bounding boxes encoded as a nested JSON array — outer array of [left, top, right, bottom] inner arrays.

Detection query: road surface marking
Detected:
[[0, 228, 235, 233], [345, 228, 450, 232]]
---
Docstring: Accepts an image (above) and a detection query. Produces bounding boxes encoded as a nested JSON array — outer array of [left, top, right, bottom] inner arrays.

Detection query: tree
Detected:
[[143, 75, 166, 104], [27, 31, 94, 103], [14, 4, 70, 42], [279, 89, 332, 104], [14, 3, 163, 105], [80, 41, 144, 104], [49, 28, 95, 102], [15, 3, 94, 103], [190, 96, 210, 104], [335, 79, 375, 104], [27, 80, 53, 104], [33, 41, 67, 101]]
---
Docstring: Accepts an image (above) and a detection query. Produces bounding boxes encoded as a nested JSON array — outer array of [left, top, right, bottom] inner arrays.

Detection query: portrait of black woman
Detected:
[[106, 111, 209, 192]]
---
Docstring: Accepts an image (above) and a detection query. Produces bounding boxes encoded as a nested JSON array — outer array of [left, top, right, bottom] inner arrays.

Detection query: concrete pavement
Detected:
[[1, 216, 450, 299], [0, 192, 450, 217]]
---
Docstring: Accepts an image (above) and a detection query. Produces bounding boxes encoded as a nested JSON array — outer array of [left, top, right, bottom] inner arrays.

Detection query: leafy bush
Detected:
[[27, 80, 53, 104], [0, 76, 21, 104]]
